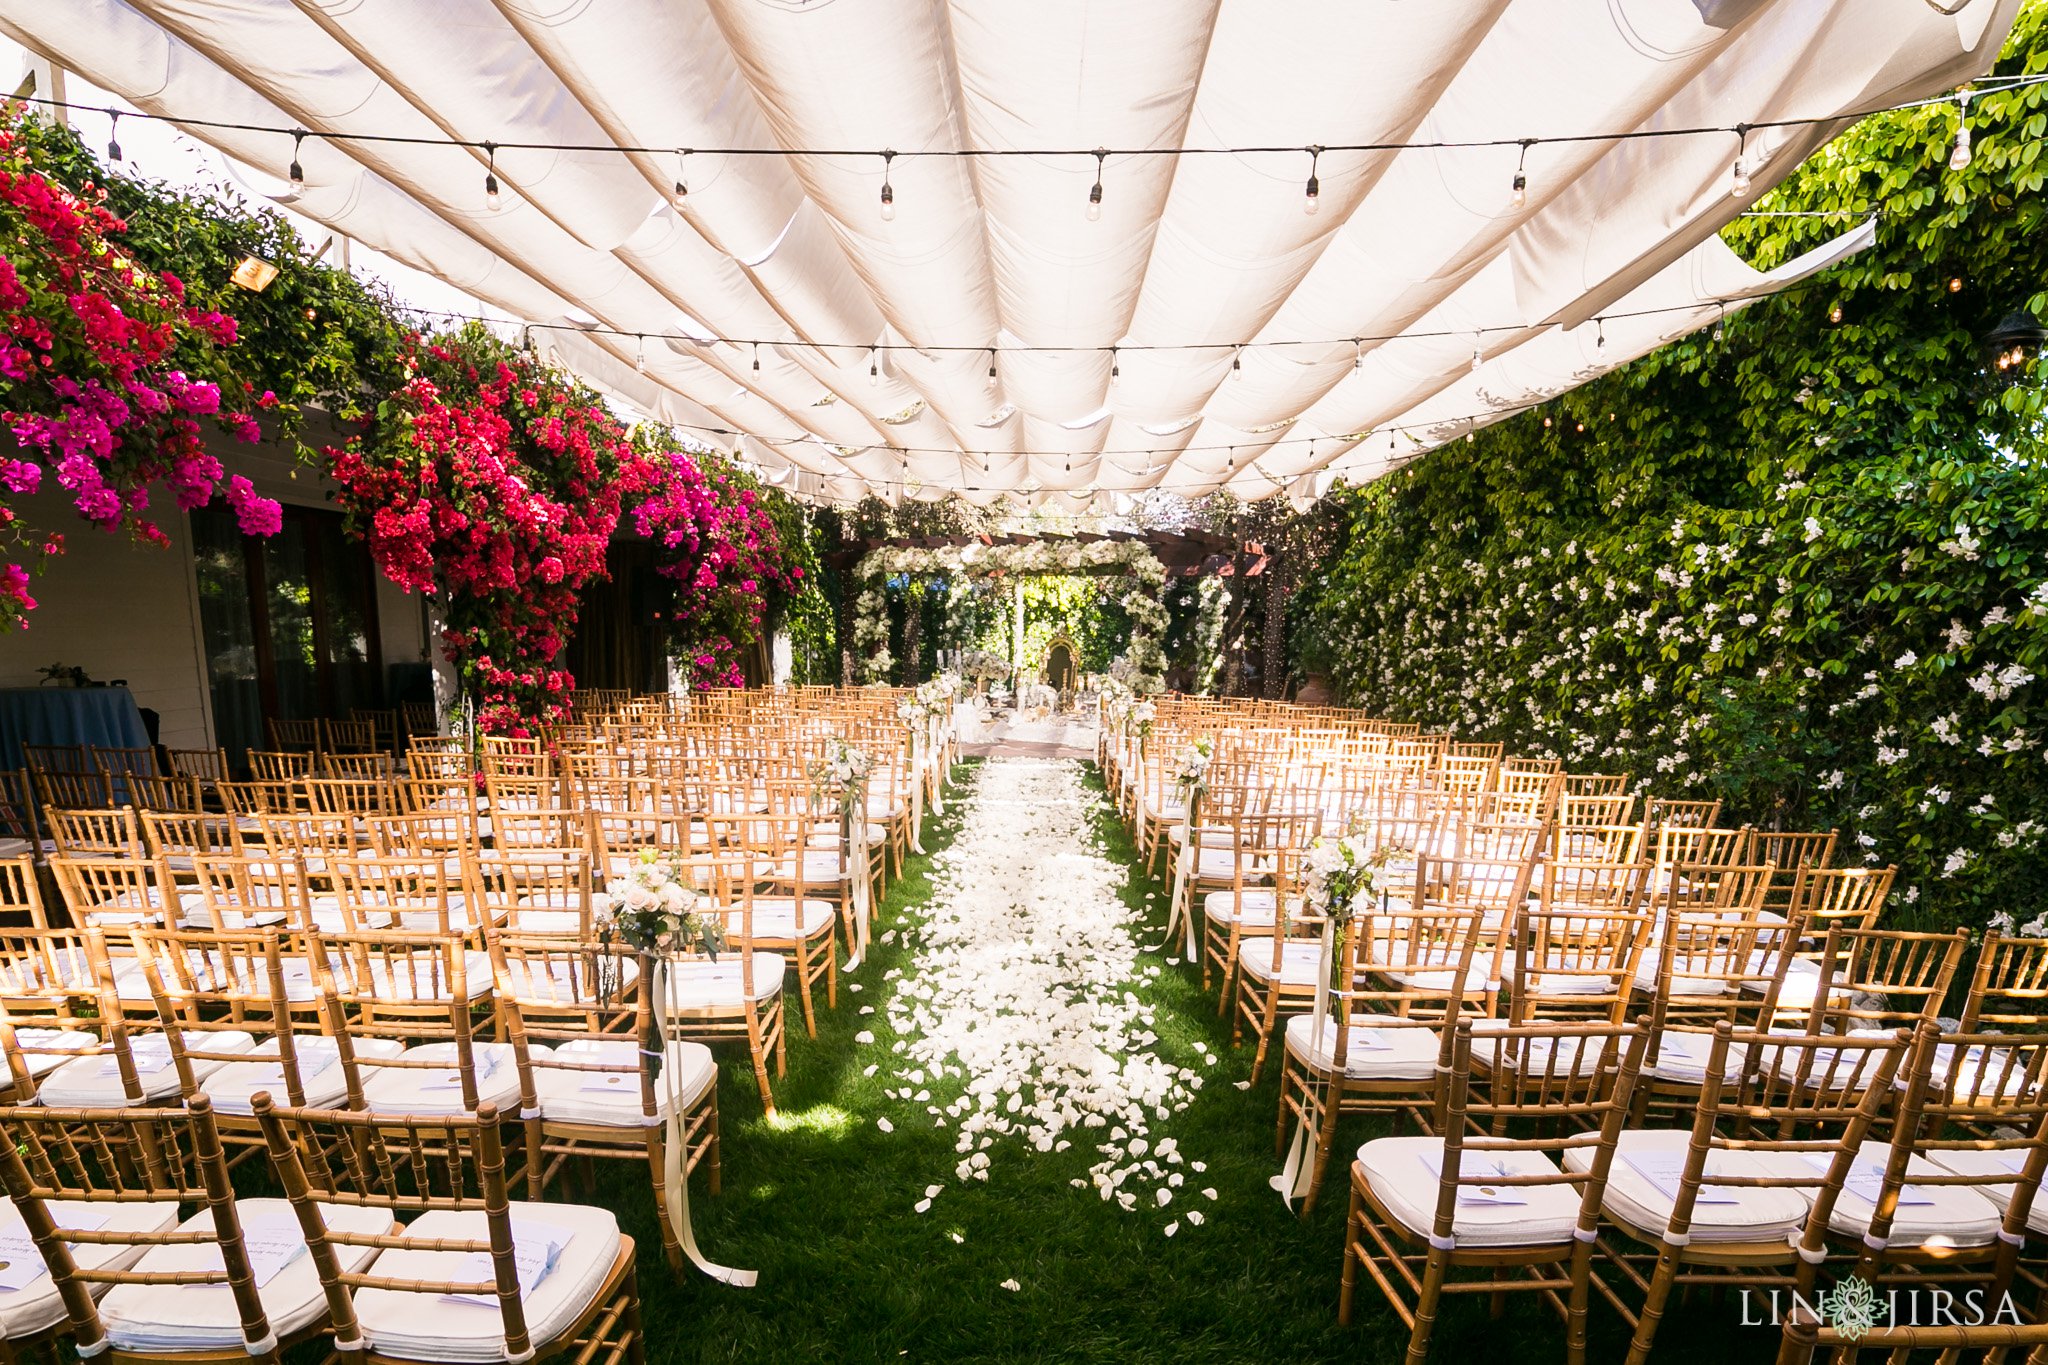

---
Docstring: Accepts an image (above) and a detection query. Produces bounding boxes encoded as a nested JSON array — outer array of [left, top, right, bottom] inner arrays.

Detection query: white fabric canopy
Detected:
[[0, 0, 2017, 506]]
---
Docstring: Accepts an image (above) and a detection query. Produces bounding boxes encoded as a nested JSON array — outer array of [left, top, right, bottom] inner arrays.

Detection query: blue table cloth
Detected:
[[0, 686, 150, 772]]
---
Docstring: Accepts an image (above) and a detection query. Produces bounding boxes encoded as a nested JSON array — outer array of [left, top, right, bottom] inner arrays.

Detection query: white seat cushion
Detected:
[[534, 1039, 716, 1126], [100, 1199, 392, 1351], [1645, 1029, 1754, 1084], [360, 1042, 528, 1115], [1188, 847, 1266, 882], [7, 1027, 100, 1077], [1358, 1135, 1583, 1248], [351, 1205, 621, 1363], [1237, 939, 1325, 989], [748, 897, 836, 941], [1569, 1129, 1810, 1244], [1758, 1142, 1999, 1250], [1203, 888, 1280, 927], [1284, 1014, 1441, 1080], [771, 850, 856, 886], [204, 1035, 409, 1115], [664, 954, 787, 1014], [1630, 953, 1740, 996], [1924, 1147, 2048, 1235], [0, 1196, 181, 1337], [36, 1031, 256, 1105]]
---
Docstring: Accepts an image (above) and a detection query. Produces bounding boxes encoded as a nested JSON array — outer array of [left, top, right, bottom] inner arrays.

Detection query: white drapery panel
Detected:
[[0, 0, 2017, 505]]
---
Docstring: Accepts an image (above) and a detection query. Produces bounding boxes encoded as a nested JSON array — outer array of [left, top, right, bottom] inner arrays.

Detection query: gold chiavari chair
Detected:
[[492, 932, 719, 1274], [302, 778, 402, 821], [321, 752, 396, 781], [1645, 796, 1723, 829], [43, 805, 141, 859], [251, 1095, 648, 1365], [1562, 773, 1630, 798], [0, 854, 47, 928], [1340, 1018, 1649, 1363], [28, 761, 109, 813], [1794, 926, 1967, 1036], [1274, 903, 1484, 1216], [265, 717, 323, 753], [183, 852, 305, 935], [1960, 932, 2048, 1033], [0, 767, 49, 861], [0, 927, 107, 1095], [0, 1098, 314, 1364], [49, 856, 184, 931], [1750, 828, 1840, 920], [322, 717, 379, 756], [89, 746, 161, 809], [471, 849, 595, 936], [711, 811, 838, 1037], [329, 856, 472, 936], [163, 746, 230, 789], [664, 848, 787, 1117], [314, 928, 515, 1119], [246, 750, 316, 783], [1585, 1025, 1912, 1365]]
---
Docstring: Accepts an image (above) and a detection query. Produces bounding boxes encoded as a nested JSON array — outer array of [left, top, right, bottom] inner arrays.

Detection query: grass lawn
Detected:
[[591, 759, 1768, 1363]]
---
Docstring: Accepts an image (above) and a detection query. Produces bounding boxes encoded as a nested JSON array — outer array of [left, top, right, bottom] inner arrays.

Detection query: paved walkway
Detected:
[[959, 708, 1100, 760]]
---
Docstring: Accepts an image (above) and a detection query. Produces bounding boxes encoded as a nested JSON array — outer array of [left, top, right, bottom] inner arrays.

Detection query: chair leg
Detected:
[[1300, 1078, 1345, 1219], [1407, 1249, 1451, 1365], [1275, 1067, 1295, 1160], [622, 1260, 648, 1365], [1566, 1241, 1595, 1365], [1626, 1247, 1684, 1365], [1338, 1183, 1364, 1326], [706, 1088, 723, 1196], [647, 1131, 683, 1274], [794, 940, 819, 1039]]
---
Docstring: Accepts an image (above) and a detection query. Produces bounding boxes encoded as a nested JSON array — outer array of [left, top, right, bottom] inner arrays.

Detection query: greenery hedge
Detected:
[[1292, 7, 2048, 927]]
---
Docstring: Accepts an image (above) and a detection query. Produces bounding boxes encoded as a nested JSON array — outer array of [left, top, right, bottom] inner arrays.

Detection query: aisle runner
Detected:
[[868, 758, 1216, 1231]]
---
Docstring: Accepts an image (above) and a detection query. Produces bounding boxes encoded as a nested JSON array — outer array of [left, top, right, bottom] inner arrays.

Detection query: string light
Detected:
[[105, 112, 121, 163], [1471, 345, 1483, 372], [1110, 347, 1121, 385], [1595, 317, 1606, 351], [1949, 95, 1973, 171], [868, 347, 880, 385], [1303, 145, 1322, 216], [985, 349, 997, 390], [1949, 276, 1964, 293], [1354, 338, 1365, 371], [635, 334, 647, 373], [879, 150, 896, 221], [1712, 303, 1725, 343], [1232, 346, 1242, 373], [751, 341, 761, 372], [288, 129, 305, 191], [1730, 124, 1751, 198], [1087, 149, 1106, 221], [671, 149, 690, 210], [1510, 138, 1532, 208], [1829, 304, 1843, 324], [483, 141, 502, 210]]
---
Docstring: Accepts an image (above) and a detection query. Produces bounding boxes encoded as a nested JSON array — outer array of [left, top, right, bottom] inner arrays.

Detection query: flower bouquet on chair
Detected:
[[593, 850, 726, 1082]]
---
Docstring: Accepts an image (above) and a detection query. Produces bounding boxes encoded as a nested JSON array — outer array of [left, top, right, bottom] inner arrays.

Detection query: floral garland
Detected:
[[0, 101, 280, 624], [852, 538, 1169, 692], [808, 737, 874, 819], [326, 325, 647, 736]]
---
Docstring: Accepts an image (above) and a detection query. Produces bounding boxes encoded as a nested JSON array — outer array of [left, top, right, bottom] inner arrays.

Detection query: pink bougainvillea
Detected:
[[629, 428, 801, 690], [325, 325, 647, 735], [0, 101, 278, 623]]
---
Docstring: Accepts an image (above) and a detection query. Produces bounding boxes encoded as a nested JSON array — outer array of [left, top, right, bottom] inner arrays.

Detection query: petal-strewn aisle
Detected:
[[870, 756, 1213, 1228]]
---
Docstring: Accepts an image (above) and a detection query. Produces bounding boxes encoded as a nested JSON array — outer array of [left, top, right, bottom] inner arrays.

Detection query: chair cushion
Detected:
[[1757, 1142, 2000, 1250], [1923, 1147, 2048, 1235], [499, 956, 639, 1006], [355, 950, 495, 1002], [360, 1042, 528, 1115], [1203, 888, 1280, 927], [1468, 1021, 1607, 1076], [1284, 1014, 1441, 1080], [663, 954, 787, 1014], [351, 1205, 622, 1363], [1645, 1029, 1754, 1084], [100, 1199, 392, 1351], [1357, 1135, 1583, 1248], [534, 1039, 716, 1126], [1568, 1129, 1810, 1245], [36, 1031, 257, 1105], [1188, 847, 1267, 882], [0, 1196, 181, 1337], [748, 897, 836, 942], [7, 1027, 99, 1077], [1237, 939, 1325, 989], [204, 1035, 410, 1115]]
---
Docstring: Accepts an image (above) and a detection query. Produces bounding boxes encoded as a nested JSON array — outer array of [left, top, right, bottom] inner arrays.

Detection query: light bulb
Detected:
[[1950, 117, 1972, 172], [1510, 171, 1526, 208], [106, 114, 120, 164], [1087, 182, 1103, 221], [985, 355, 997, 390], [1110, 351, 1120, 386], [635, 338, 646, 374], [1949, 277, 1964, 293], [879, 183, 895, 221], [485, 173, 501, 210], [1829, 305, 1843, 324], [1303, 173, 1320, 216], [289, 159, 304, 191], [671, 181, 688, 211], [1471, 348, 1482, 372], [1712, 321, 1724, 343], [1730, 159, 1750, 198], [869, 352, 880, 386]]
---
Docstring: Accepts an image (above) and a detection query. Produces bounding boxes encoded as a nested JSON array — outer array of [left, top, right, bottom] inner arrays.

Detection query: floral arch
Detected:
[[851, 537, 1168, 692]]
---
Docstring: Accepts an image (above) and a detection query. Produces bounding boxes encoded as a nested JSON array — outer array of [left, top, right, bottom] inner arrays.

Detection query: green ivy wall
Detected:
[[1294, 7, 2048, 927]]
